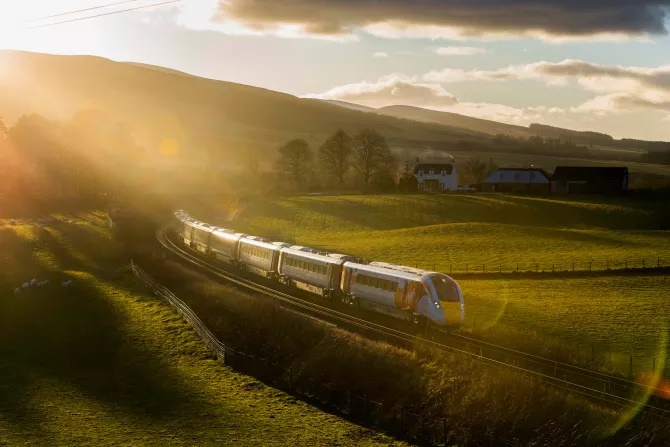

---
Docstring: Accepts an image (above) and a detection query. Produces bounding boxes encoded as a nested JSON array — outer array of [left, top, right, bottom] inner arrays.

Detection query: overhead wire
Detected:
[[27, 0, 140, 22], [28, 0, 185, 29]]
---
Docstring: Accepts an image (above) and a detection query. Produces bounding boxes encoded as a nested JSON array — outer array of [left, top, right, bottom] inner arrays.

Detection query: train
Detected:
[[174, 210, 464, 328]]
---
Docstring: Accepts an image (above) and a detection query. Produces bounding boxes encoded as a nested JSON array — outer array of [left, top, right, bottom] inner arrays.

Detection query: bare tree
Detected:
[[319, 129, 352, 187], [462, 158, 488, 184], [352, 129, 393, 191], [275, 138, 313, 190]]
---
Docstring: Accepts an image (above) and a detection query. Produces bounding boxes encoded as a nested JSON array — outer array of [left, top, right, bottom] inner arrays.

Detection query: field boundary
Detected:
[[129, 260, 520, 447]]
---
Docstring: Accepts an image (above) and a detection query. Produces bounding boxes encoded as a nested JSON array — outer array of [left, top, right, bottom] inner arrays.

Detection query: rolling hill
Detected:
[[0, 50, 484, 166]]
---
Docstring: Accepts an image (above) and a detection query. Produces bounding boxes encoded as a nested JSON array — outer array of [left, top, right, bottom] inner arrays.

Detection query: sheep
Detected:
[[14, 288, 20, 294], [22, 282, 30, 289], [62, 280, 73, 288], [37, 281, 49, 287], [30, 279, 38, 287]]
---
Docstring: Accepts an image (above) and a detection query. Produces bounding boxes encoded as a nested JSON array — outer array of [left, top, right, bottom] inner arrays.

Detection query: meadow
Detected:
[[210, 193, 670, 373], [0, 215, 404, 446], [225, 193, 670, 272]]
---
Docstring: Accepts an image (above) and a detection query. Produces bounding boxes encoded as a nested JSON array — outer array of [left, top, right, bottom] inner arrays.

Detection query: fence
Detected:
[[130, 260, 520, 446], [360, 257, 670, 276]]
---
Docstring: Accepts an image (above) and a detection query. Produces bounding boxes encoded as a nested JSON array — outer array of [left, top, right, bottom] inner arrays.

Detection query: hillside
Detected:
[[0, 50, 482, 166], [377, 105, 533, 138], [0, 213, 404, 446]]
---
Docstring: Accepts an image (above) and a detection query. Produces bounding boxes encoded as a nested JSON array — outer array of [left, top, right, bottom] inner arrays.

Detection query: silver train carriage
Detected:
[[208, 228, 244, 265], [237, 236, 287, 279], [277, 248, 353, 298], [342, 262, 464, 327]]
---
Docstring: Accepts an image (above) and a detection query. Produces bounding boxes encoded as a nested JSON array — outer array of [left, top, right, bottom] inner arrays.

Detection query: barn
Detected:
[[551, 166, 629, 194], [482, 168, 551, 193]]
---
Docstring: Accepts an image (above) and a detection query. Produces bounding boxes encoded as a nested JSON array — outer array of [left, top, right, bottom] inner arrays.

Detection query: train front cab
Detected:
[[423, 274, 464, 329]]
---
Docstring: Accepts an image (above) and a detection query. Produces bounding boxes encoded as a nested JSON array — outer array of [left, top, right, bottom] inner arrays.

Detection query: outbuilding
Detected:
[[482, 168, 551, 193], [551, 166, 628, 194]]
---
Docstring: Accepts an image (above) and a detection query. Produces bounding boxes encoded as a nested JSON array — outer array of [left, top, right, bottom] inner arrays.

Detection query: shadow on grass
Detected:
[[0, 278, 221, 441]]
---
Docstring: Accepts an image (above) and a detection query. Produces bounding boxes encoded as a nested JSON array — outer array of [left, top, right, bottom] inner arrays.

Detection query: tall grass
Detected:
[[143, 258, 670, 446]]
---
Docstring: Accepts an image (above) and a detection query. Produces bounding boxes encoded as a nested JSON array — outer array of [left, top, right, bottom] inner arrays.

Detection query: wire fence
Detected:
[[130, 260, 521, 446], [364, 257, 670, 276]]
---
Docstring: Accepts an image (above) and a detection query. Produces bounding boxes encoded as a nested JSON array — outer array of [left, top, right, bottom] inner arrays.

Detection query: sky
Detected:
[[1, 0, 670, 140]]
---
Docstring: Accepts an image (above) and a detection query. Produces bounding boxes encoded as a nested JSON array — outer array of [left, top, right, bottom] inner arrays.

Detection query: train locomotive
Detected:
[[174, 211, 464, 328]]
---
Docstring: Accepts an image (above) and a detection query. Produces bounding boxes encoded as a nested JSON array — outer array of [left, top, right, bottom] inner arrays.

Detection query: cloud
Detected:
[[214, 1, 670, 40], [305, 74, 458, 108], [373, 52, 389, 58], [424, 59, 670, 114], [435, 46, 488, 56]]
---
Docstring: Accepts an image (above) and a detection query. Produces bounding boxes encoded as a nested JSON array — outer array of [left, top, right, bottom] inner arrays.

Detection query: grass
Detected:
[[459, 276, 670, 374], [191, 193, 670, 375], [0, 215, 405, 446], [218, 194, 670, 273], [139, 256, 670, 446]]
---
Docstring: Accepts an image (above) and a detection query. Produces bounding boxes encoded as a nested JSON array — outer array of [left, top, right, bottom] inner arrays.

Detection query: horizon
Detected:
[[0, 1, 669, 140]]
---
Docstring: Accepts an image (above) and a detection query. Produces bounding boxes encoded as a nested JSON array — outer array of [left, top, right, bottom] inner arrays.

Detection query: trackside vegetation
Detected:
[[140, 256, 670, 446], [0, 216, 405, 446]]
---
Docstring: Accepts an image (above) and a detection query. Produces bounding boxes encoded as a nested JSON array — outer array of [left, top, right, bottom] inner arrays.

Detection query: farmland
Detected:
[[0, 215, 405, 446], [213, 193, 670, 373], [227, 193, 670, 272]]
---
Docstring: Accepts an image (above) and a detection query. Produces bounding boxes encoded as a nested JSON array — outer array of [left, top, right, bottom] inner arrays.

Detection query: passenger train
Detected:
[[174, 211, 464, 328]]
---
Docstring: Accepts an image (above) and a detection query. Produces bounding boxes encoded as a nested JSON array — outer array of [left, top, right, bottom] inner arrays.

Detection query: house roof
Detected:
[[551, 166, 629, 181], [483, 168, 551, 184], [415, 164, 454, 175]]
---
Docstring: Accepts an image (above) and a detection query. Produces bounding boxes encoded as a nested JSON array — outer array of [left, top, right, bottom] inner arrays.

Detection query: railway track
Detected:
[[155, 224, 670, 419]]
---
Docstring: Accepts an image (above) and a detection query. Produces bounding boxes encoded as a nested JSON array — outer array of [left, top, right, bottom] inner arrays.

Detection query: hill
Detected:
[[0, 213, 404, 446], [0, 50, 482, 167], [376, 105, 533, 138]]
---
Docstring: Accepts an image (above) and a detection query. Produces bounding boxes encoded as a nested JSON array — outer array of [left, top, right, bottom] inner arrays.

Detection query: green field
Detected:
[[0, 216, 405, 446], [215, 193, 670, 373], [228, 194, 670, 272], [460, 276, 670, 372]]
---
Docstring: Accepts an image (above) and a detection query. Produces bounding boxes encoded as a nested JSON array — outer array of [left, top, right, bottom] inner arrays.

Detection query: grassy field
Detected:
[[0, 215, 405, 446], [198, 193, 670, 374], [222, 194, 670, 272], [460, 276, 670, 373]]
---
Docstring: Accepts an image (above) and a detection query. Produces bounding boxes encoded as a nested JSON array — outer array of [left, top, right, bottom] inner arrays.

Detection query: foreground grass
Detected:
[[141, 257, 670, 446], [220, 194, 670, 272], [0, 216, 403, 446]]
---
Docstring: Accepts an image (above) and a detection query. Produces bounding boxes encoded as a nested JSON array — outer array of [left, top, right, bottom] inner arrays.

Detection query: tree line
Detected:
[[274, 129, 396, 192]]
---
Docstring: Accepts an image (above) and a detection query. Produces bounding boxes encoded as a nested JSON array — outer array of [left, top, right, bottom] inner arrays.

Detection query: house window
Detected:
[[419, 183, 424, 190], [429, 170, 434, 176], [418, 170, 424, 177], [441, 170, 446, 176], [441, 183, 445, 190]]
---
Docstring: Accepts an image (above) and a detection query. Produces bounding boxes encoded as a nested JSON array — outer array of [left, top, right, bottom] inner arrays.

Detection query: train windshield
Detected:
[[431, 275, 461, 302]]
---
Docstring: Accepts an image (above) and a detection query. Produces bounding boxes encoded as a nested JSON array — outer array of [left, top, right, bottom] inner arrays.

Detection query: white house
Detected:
[[414, 158, 458, 192], [482, 168, 550, 193]]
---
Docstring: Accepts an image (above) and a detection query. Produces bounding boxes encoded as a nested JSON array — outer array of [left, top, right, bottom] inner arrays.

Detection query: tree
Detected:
[[319, 129, 352, 187], [462, 158, 488, 184], [0, 117, 6, 137], [398, 160, 418, 193], [352, 129, 393, 191], [487, 157, 499, 175], [275, 138, 313, 190]]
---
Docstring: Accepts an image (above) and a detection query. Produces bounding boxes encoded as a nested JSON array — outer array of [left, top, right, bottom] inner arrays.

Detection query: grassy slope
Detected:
[[211, 194, 669, 371], [0, 214, 404, 446], [232, 194, 670, 271]]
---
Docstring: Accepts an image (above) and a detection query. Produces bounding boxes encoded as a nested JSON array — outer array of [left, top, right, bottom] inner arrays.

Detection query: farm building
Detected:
[[551, 166, 629, 194], [415, 159, 458, 192], [482, 168, 551, 193]]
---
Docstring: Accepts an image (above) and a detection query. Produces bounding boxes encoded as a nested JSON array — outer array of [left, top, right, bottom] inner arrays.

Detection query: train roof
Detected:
[[282, 247, 348, 265], [239, 236, 282, 251], [368, 262, 436, 276], [343, 262, 432, 281], [272, 241, 292, 248], [289, 245, 319, 253], [211, 228, 240, 239], [188, 220, 215, 232]]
